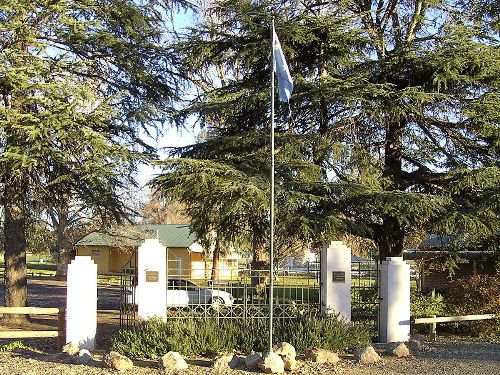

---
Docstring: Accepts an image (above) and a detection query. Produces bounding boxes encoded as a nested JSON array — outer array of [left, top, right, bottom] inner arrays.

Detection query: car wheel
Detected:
[[210, 296, 224, 310]]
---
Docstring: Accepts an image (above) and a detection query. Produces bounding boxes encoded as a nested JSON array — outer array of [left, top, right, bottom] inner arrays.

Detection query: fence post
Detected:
[[320, 241, 351, 321], [430, 314, 437, 341], [57, 308, 66, 351], [379, 257, 411, 343]]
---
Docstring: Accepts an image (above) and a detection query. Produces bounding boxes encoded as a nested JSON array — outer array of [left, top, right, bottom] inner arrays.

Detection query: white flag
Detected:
[[273, 27, 293, 102]]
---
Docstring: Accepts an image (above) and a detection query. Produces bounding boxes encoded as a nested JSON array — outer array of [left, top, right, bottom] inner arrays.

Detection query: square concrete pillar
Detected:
[[320, 241, 351, 321], [137, 238, 167, 320], [66, 256, 97, 349], [379, 257, 411, 343]]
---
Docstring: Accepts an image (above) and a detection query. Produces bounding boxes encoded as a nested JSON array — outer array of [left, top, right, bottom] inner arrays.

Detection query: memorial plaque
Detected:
[[332, 271, 345, 283], [145, 270, 159, 282]]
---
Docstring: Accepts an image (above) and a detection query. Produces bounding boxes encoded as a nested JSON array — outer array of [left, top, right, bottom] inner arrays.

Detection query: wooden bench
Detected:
[[414, 314, 497, 341], [0, 307, 65, 349]]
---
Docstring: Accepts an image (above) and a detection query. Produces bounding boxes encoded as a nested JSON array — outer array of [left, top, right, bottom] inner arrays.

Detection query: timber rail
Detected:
[[414, 313, 498, 341], [0, 306, 65, 349]]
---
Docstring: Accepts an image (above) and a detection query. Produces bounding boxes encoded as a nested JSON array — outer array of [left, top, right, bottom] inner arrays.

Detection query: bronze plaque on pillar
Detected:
[[332, 271, 345, 283], [145, 270, 159, 282]]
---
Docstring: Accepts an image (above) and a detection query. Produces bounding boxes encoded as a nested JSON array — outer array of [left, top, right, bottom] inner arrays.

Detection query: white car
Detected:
[[167, 278, 234, 308], [124, 278, 234, 308]]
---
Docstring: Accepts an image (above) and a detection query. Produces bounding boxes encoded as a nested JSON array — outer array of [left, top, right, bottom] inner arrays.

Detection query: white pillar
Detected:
[[66, 256, 97, 350], [379, 257, 411, 343], [320, 241, 351, 321], [137, 239, 167, 320]]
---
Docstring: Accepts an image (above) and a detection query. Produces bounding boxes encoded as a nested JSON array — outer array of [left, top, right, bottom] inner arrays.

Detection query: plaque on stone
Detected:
[[145, 270, 159, 282], [332, 271, 345, 283]]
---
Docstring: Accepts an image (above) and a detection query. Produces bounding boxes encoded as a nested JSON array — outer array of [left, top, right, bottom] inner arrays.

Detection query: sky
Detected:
[[135, 8, 200, 194], [136, 124, 200, 191]]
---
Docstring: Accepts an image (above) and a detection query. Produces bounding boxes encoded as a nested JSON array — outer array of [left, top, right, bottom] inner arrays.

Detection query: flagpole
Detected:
[[269, 18, 275, 354]]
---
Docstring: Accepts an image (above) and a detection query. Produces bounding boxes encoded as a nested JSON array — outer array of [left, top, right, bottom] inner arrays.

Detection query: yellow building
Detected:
[[75, 224, 239, 279]]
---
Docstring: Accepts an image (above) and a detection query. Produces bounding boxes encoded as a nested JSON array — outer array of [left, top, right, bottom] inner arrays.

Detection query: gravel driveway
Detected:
[[0, 340, 499, 375]]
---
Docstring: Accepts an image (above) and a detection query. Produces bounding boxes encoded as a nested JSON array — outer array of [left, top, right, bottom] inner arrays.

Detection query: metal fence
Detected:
[[119, 266, 320, 328], [119, 261, 381, 331]]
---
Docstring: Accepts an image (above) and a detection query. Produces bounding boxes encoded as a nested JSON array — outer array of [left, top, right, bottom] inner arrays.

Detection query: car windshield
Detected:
[[167, 278, 200, 289]]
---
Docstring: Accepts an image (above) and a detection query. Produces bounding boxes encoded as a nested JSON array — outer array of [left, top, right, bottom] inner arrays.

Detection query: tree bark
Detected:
[[374, 217, 405, 260], [375, 119, 405, 260], [54, 205, 72, 281], [383, 121, 404, 189], [210, 240, 221, 281], [251, 242, 268, 298], [3, 171, 28, 323]]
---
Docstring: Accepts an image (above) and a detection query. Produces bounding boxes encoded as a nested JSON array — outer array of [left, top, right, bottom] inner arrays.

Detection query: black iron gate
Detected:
[[119, 256, 137, 329], [351, 257, 380, 333]]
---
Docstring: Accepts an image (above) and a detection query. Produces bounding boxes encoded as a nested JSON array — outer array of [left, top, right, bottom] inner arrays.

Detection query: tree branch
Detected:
[[407, 0, 426, 43]]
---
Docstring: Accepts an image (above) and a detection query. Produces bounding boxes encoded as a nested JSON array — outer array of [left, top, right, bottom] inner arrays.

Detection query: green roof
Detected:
[[77, 224, 197, 248]]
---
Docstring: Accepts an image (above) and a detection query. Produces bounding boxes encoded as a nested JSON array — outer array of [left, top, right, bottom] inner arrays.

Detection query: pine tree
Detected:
[[154, 0, 499, 263], [0, 0, 184, 317]]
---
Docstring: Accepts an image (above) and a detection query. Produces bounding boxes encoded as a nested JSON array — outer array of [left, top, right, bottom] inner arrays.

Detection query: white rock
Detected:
[[273, 342, 297, 371], [213, 353, 240, 373], [273, 342, 296, 359], [385, 342, 410, 358], [103, 351, 133, 371], [354, 346, 381, 364], [258, 351, 285, 374], [304, 347, 340, 364], [159, 351, 188, 373], [61, 342, 80, 356]]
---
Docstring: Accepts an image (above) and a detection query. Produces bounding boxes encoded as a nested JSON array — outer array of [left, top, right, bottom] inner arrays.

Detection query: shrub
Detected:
[[445, 275, 500, 336], [110, 314, 371, 359], [0, 341, 26, 352], [411, 290, 447, 318]]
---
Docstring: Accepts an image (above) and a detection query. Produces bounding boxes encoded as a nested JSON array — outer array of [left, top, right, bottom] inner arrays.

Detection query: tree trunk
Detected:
[[374, 217, 405, 260], [210, 240, 221, 281], [251, 242, 268, 298], [3, 171, 28, 323], [55, 206, 72, 281], [383, 121, 404, 189], [376, 120, 405, 260]]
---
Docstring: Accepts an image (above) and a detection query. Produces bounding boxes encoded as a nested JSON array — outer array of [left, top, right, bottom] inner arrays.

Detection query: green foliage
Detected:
[[0, 0, 184, 302], [156, 0, 500, 262], [444, 275, 500, 336], [411, 291, 447, 318], [351, 283, 380, 323], [111, 315, 371, 358], [0, 221, 56, 254], [0, 341, 26, 352]]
